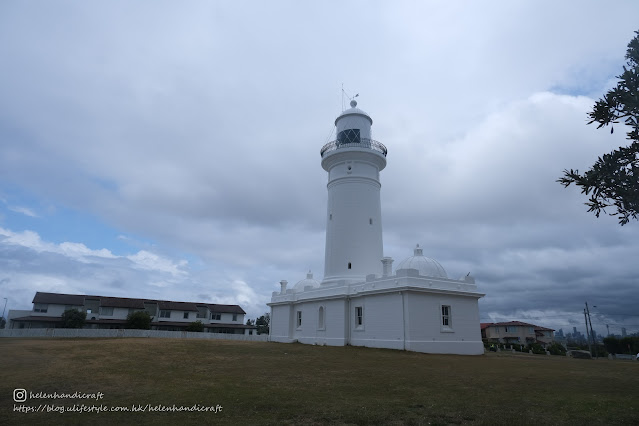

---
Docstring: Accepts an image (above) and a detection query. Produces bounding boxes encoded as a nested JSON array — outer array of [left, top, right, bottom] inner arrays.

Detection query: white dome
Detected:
[[335, 100, 373, 126], [396, 244, 448, 279], [293, 271, 321, 292]]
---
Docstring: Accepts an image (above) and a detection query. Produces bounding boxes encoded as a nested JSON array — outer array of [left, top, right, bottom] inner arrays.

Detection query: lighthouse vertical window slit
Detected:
[[348, 262, 352, 269], [369, 218, 373, 225]]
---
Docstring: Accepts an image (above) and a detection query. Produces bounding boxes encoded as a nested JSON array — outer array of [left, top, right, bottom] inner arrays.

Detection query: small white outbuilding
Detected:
[[268, 100, 484, 355]]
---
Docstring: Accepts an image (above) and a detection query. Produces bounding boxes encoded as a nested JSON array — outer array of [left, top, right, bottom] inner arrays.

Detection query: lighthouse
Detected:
[[320, 99, 387, 285], [268, 98, 484, 356]]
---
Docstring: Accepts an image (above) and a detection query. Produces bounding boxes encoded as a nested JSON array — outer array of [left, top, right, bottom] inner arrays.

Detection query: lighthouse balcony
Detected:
[[320, 138, 387, 158]]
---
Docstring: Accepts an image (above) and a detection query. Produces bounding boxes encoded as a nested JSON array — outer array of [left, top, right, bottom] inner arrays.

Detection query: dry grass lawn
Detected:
[[1, 338, 638, 425]]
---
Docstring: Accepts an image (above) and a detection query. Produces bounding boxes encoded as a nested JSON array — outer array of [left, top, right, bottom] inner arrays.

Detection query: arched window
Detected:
[[318, 306, 325, 330]]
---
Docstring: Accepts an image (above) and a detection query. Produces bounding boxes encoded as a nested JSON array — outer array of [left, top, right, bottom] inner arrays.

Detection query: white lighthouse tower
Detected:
[[320, 100, 387, 285], [269, 98, 484, 355]]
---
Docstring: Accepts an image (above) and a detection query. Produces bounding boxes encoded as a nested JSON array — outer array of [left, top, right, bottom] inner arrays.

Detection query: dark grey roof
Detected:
[[157, 301, 199, 311], [30, 292, 246, 314], [206, 304, 246, 314], [99, 297, 145, 309], [33, 292, 85, 306], [11, 315, 62, 322]]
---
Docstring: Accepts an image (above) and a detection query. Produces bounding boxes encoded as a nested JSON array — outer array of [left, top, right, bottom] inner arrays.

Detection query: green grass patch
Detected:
[[1, 338, 638, 425]]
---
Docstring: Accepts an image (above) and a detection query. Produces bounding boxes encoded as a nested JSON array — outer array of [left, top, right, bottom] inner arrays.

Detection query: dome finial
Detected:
[[350, 99, 357, 108], [414, 244, 423, 256]]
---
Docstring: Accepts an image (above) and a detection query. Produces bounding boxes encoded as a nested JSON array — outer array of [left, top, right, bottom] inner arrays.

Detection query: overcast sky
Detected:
[[1, 1, 638, 336]]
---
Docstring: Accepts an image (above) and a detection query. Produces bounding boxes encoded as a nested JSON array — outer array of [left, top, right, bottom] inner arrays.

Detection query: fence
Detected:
[[0, 328, 269, 342]]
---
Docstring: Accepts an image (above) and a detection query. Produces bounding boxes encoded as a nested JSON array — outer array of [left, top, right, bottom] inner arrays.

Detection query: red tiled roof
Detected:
[[481, 321, 554, 331]]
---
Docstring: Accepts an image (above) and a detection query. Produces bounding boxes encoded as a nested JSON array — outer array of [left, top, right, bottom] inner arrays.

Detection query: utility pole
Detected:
[[586, 302, 597, 359], [1, 297, 7, 329], [584, 308, 592, 356]]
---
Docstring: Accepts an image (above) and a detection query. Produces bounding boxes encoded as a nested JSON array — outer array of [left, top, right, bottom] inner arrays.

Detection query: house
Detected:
[[481, 321, 555, 347], [7, 292, 256, 334], [268, 100, 485, 355]]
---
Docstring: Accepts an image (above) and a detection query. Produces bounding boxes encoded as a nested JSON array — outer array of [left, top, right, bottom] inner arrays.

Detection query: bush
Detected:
[[186, 321, 204, 332], [527, 343, 546, 355], [61, 309, 86, 328], [127, 311, 152, 329], [547, 342, 567, 356]]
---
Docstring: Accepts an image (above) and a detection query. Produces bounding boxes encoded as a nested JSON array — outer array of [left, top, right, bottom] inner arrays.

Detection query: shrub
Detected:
[[61, 309, 86, 328], [527, 343, 546, 355], [127, 311, 152, 330], [547, 342, 567, 356], [186, 321, 204, 332]]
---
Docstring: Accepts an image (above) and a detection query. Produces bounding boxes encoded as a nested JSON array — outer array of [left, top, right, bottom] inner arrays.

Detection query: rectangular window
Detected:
[[441, 305, 451, 327], [318, 306, 325, 330], [297, 311, 302, 328], [100, 307, 114, 316], [232, 313, 237, 321], [160, 310, 171, 318], [33, 303, 48, 313], [211, 313, 221, 321], [183, 312, 189, 319], [355, 306, 363, 327]]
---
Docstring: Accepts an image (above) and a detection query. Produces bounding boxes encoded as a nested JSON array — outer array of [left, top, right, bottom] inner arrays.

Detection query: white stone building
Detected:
[[268, 100, 484, 355]]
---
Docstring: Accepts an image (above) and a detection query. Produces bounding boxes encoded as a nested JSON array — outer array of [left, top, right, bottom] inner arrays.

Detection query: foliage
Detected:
[[60, 309, 86, 328], [185, 321, 204, 332], [527, 342, 546, 355], [246, 318, 255, 326], [126, 311, 152, 330], [0, 317, 6, 329], [603, 336, 639, 354], [558, 30, 639, 225], [256, 313, 270, 335], [547, 342, 567, 356]]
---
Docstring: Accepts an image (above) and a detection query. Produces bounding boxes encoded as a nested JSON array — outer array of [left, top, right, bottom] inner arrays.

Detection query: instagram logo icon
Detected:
[[13, 389, 27, 402]]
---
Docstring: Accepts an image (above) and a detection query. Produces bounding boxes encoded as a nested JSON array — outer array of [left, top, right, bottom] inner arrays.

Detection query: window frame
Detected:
[[318, 306, 325, 330], [354, 306, 364, 330], [159, 310, 171, 319], [100, 306, 114, 316], [440, 305, 453, 332], [296, 310, 302, 329], [33, 303, 48, 313], [211, 312, 221, 321]]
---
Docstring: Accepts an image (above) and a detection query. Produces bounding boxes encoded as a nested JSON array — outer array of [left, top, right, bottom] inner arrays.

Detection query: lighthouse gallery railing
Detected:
[[320, 138, 387, 158]]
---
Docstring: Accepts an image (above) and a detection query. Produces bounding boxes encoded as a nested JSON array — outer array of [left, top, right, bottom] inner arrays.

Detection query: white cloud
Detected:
[[8, 206, 38, 217]]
